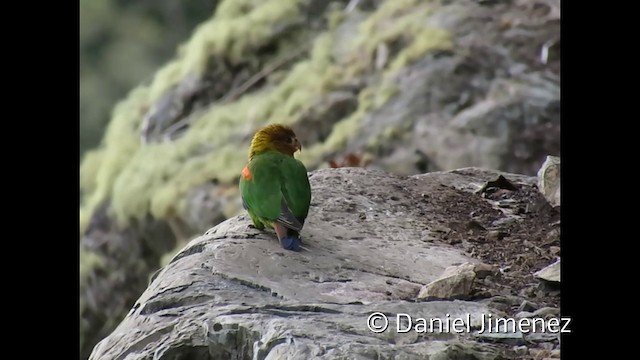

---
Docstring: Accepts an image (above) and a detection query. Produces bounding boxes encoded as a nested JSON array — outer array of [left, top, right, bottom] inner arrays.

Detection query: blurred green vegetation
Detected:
[[79, 0, 453, 233], [79, 0, 218, 157]]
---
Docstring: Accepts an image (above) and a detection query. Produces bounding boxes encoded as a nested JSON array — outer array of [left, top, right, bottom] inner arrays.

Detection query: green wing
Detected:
[[240, 152, 311, 230]]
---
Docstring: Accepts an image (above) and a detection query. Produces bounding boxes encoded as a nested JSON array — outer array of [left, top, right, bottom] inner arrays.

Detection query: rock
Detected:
[[473, 263, 498, 279], [139, 74, 207, 144], [183, 183, 239, 237], [517, 300, 539, 312], [430, 342, 504, 360], [515, 311, 535, 318], [545, 227, 560, 243], [526, 331, 560, 343], [512, 345, 529, 356], [537, 156, 561, 207], [529, 348, 557, 359], [80, 206, 177, 359], [533, 307, 560, 318], [534, 259, 561, 283], [418, 263, 477, 300], [474, 322, 525, 346], [89, 167, 557, 359], [486, 230, 507, 241], [538, 342, 555, 351], [476, 175, 519, 194]]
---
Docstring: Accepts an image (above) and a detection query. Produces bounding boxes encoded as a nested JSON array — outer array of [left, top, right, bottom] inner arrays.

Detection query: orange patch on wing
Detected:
[[241, 165, 253, 180]]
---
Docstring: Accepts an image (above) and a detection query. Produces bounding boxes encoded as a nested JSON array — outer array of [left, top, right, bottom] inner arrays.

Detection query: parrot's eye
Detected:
[[286, 137, 294, 144]]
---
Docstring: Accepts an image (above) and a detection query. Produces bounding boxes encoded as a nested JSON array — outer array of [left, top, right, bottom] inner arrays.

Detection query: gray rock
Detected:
[[515, 311, 535, 318], [535, 259, 561, 283], [533, 307, 560, 318], [430, 342, 504, 360], [474, 314, 560, 347], [526, 331, 560, 343], [517, 300, 539, 312], [417, 263, 476, 300], [537, 156, 561, 207], [89, 167, 550, 359], [512, 345, 529, 356], [538, 342, 555, 351], [473, 263, 498, 279], [80, 205, 177, 358], [139, 74, 207, 144], [475, 323, 525, 346], [529, 347, 559, 359], [486, 230, 507, 242]]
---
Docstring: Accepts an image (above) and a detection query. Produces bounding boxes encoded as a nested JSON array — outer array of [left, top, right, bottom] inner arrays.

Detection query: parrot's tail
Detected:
[[280, 235, 302, 252]]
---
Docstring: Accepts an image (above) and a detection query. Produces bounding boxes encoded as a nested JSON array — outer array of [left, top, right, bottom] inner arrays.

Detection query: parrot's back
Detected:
[[240, 151, 311, 229]]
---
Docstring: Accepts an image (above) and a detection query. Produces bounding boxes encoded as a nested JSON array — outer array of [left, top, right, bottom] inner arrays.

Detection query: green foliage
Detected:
[[351, 0, 452, 73], [301, 0, 452, 166]]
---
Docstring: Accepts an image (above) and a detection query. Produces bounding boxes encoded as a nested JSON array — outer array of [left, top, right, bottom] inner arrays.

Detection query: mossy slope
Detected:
[[80, 0, 451, 230]]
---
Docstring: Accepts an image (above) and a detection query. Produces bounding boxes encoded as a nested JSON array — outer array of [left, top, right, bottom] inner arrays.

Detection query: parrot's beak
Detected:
[[294, 139, 302, 152]]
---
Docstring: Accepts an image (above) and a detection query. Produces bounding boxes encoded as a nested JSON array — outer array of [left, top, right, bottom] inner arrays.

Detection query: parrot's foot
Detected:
[[281, 236, 302, 252], [248, 222, 265, 230]]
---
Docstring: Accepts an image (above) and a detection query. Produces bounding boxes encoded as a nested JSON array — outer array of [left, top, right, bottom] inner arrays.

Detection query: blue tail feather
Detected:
[[281, 236, 302, 252]]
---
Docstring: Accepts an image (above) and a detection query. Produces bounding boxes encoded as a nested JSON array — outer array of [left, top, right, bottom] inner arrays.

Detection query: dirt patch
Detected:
[[408, 171, 561, 358], [411, 170, 561, 312]]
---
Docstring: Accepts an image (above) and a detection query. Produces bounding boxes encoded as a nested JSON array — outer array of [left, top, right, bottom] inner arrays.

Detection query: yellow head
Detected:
[[249, 124, 302, 160]]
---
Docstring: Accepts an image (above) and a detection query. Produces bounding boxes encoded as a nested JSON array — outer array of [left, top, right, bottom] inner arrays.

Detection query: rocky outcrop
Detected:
[[537, 156, 560, 208], [535, 259, 560, 283], [90, 167, 562, 360], [80, 0, 560, 356]]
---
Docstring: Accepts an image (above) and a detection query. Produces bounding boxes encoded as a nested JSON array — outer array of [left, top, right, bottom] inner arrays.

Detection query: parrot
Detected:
[[239, 124, 312, 251]]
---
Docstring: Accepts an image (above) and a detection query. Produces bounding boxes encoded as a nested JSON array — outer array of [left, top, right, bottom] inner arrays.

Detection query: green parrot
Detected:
[[239, 124, 312, 251]]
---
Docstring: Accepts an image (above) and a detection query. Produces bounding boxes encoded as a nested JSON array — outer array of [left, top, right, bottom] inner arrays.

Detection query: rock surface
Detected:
[[417, 262, 477, 300], [90, 167, 562, 360], [537, 155, 560, 207], [534, 259, 561, 283]]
